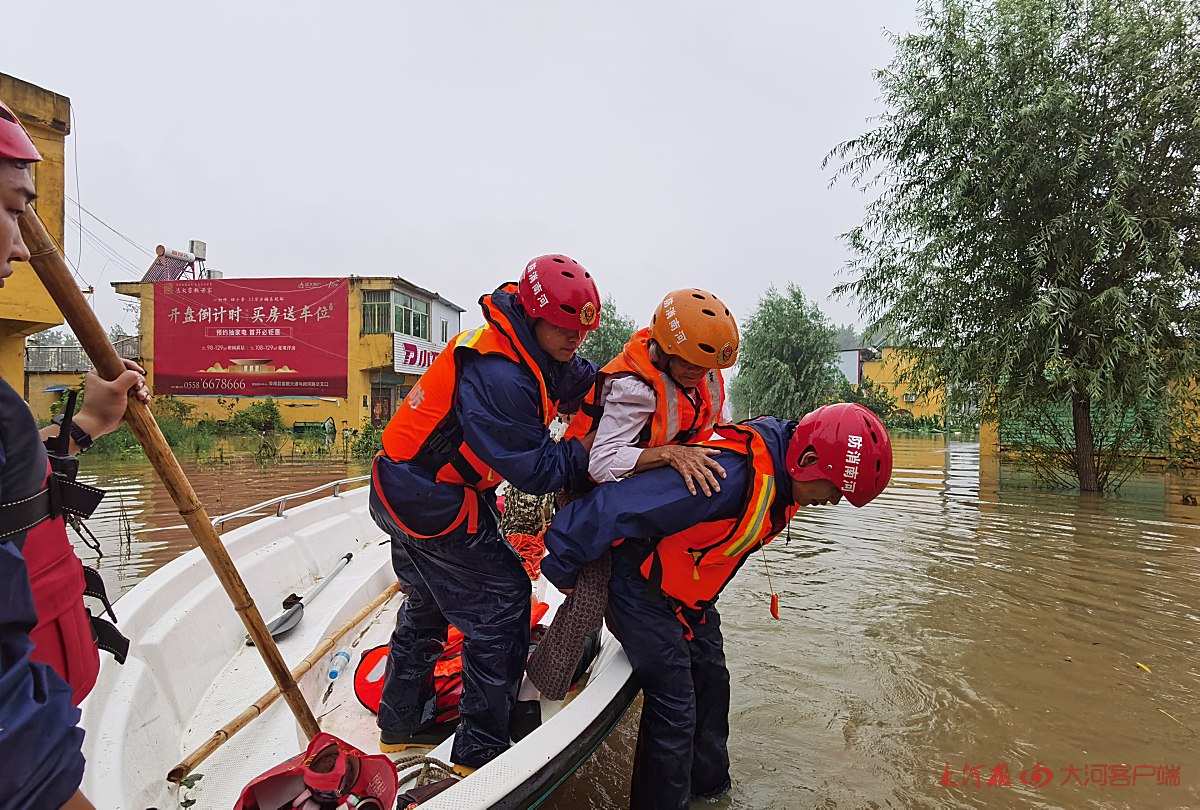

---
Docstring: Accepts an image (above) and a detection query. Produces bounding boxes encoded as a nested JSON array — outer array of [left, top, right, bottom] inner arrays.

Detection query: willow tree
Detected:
[[729, 285, 841, 421], [578, 294, 639, 367], [828, 0, 1200, 491]]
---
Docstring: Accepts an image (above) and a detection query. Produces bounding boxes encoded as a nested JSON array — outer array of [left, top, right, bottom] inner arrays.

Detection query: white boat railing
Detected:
[[211, 475, 371, 532]]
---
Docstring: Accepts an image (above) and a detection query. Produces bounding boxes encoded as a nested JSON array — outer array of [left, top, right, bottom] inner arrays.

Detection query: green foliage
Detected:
[[48, 376, 88, 417], [835, 377, 896, 420], [27, 328, 80, 347], [350, 421, 384, 458], [151, 395, 195, 423], [47, 387, 215, 458], [999, 399, 1155, 489], [93, 396, 215, 457], [178, 773, 203, 790], [835, 376, 959, 432], [1164, 385, 1200, 480], [577, 295, 640, 367], [729, 285, 841, 421], [888, 412, 947, 432], [833, 323, 862, 350], [91, 417, 216, 459], [828, 0, 1200, 490], [226, 398, 286, 434]]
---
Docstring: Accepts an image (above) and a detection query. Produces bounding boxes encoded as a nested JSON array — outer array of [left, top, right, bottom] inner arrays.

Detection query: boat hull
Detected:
[[78, 485, 636, 809]]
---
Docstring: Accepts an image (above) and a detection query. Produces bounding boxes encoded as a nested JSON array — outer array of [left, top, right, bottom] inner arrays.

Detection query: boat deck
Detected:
[[79, 485, 636, 809]]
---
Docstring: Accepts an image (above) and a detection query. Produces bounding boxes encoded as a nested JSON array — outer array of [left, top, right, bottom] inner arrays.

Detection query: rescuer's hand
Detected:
[[74, 358, 150, 438]]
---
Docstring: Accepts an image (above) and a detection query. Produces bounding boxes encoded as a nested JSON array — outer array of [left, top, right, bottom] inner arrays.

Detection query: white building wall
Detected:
[[431, 299, 463, 346]]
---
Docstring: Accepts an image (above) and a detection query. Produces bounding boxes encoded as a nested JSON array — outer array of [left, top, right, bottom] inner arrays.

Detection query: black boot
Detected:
[[509, 700, 542, 742]]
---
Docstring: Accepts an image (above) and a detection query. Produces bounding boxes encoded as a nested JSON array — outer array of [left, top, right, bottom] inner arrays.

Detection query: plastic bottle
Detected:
[[326, 649, 351, 680]]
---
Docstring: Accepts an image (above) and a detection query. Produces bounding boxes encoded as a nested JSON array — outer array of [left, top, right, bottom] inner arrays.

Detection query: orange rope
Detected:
[[507, 531, 546, 581]]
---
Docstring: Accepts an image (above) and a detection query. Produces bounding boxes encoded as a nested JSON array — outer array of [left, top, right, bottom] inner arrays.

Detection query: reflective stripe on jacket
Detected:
[[639, 423, 798, 610]]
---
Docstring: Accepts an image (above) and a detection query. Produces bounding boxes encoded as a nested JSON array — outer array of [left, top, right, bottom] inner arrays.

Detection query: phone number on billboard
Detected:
[[179, 379, 250, 391]]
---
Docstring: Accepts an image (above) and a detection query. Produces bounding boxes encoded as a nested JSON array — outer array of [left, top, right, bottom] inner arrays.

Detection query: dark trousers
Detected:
[[605, 544, 732, 810], [370, 489, 531, 767]]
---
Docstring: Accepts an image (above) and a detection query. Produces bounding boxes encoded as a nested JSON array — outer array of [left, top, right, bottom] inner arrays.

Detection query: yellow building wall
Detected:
[[115, 278, 403, 430], [978, 418, 999, 459], [860, 347, 944, 420], [0, 75, 70, 385], [25, 371, 86, 422]]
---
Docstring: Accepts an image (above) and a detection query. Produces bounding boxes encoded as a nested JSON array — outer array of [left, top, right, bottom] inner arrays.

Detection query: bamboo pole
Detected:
[[18, 208, 321, 740], [168, 583, 402, 784]]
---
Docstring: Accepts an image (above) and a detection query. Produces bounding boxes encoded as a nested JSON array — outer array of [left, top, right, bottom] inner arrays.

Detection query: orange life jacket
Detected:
[[375, 286, 557, 536], [565, 327, 724, 448], [639, 423, 797, 612]]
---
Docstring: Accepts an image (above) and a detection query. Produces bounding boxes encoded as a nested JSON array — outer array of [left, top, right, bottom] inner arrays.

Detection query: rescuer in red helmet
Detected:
[[371, 255, 603, 771], [541, 403, 893, 809]]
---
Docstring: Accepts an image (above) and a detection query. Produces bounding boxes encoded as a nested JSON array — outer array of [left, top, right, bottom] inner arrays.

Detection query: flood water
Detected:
[[76, 437, 1200, 808]]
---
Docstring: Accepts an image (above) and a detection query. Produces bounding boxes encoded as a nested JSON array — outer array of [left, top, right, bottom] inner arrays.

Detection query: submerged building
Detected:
[[112, 274, 465, 431]]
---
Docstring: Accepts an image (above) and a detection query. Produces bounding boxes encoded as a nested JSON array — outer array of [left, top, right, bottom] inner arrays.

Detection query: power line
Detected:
[[65, 213, 145, 278], [30, 201, 87, 284], [63, 194, 154, 257], [71, 107, 82, 270], [65, 212, 144, 274]]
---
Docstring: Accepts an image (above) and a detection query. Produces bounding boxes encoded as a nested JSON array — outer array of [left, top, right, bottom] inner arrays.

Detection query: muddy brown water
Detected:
[[77, 437, 1199, 808]]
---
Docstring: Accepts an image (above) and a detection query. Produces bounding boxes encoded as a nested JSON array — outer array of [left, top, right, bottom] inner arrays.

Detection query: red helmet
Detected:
[[0, 100, 42, 162], [785, 403, 893, 507], [518, 254, 602, 332]]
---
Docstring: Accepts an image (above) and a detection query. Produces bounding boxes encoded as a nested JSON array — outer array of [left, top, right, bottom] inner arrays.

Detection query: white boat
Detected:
[[78, 478, 638, 809]]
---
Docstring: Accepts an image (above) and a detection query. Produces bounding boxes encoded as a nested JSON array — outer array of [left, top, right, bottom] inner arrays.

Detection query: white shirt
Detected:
[[587, 375, 731, 483]]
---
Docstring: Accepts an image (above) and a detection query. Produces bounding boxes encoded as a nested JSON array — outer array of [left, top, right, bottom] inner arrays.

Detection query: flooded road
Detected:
[[77, 437, 1200, 808], [79, 455, 372, 598]]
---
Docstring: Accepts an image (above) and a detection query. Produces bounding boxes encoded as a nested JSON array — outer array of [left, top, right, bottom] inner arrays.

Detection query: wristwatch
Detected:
[[51, 414, 94, 452]]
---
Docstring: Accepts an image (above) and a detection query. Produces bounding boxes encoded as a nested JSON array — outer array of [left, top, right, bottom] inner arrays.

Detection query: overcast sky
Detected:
[[8, 1, 917, 335]]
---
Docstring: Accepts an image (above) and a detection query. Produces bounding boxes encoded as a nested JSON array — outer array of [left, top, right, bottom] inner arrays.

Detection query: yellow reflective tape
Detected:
[[459, 327, 485, 349], [724, 475, 775, 557]]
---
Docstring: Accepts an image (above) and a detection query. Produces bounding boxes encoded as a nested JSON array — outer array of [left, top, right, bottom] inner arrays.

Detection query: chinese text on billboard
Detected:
[[154, 278, 349, 397]]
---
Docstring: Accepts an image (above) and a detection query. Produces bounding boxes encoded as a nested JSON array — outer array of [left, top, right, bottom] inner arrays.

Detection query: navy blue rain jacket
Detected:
[[375, 288, 596, 536], [0, 378, 85, 809], [541, 417, 797, 590]]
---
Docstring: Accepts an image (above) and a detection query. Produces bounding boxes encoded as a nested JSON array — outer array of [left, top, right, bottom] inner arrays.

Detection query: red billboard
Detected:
[[154, 278, 349, 397]]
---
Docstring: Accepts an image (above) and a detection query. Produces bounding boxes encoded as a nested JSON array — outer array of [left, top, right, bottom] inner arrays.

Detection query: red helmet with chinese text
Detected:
[[785, 403, 893, 507], [517, 254, 602, 332], [0, 100, 42, 163], [650, 288, 739, 369]]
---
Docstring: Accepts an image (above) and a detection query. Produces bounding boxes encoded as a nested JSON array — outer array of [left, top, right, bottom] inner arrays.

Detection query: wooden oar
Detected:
[[169, 583, 403, 784], [18, 207, 321, 740]]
